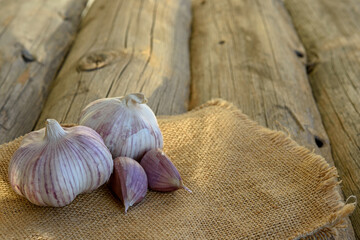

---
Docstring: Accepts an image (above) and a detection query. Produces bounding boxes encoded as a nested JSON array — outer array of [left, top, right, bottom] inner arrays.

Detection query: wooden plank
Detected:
[[0, 0, 88, 144], [190, 0, 355, 239], [284, 0, 360, 238], [35, 0, 191, 129]]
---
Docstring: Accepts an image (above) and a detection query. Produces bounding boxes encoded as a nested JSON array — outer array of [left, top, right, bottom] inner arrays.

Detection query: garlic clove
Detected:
[[109, 157, 148, 213], [8, 119, 113, 207], [79, 93, 163, 161], [140, 149, 192, 193]]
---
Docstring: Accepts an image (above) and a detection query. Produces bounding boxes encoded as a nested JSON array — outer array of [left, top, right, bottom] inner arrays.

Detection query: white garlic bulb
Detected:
[[79, 93, 163, 161], [8, 119, 113, 207]]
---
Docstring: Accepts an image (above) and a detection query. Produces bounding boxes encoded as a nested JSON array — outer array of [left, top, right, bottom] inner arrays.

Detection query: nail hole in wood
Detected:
[[21, 49, 35, 63], [314, 136, 324, 148], [218, 40, 225, 45], [306, 62, 317, 74], [294, 50, 304, 58], [201, 0, 206, 5]]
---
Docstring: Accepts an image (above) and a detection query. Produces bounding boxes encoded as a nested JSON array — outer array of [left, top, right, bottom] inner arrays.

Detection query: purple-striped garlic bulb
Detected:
[[79, 93, 163, 161], [109, 157, 148, 213], [8, 119, 113, 207]]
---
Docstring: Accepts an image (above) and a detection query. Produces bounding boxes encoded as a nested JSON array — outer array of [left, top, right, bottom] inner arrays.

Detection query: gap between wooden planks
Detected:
[[284, 0, 360, 238], [0, 0, 87, 144]]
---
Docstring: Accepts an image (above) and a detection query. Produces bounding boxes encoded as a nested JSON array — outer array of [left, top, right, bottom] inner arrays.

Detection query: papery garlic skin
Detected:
[[109, 157, 148, 213], [8, 119, 113, 207], [140, 149, 191, 193], [79, 93, 163, 161]]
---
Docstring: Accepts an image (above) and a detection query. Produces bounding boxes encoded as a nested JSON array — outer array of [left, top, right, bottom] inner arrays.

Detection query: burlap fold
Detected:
[[0, 100, 356, 239]]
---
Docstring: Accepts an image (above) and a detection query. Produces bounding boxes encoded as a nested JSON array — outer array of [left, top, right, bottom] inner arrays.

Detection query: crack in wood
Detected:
[[137, 0, 158, 88], [106, 53, 134, 98], [275, 104, 305, 131]]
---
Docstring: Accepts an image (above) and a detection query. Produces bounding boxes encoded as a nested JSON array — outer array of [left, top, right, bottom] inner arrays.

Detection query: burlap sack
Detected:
[[0, 99, 356, 239]]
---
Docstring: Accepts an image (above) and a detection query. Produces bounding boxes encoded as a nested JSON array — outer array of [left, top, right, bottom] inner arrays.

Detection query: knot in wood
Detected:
[[78, 50, 118, 71]]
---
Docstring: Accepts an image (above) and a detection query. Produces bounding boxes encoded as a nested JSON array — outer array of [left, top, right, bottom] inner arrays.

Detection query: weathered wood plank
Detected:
[[0, 0, 87, 144], [190, 0, 355, 238], [35, 0, 191, 129], [284, 0, 360, 238]]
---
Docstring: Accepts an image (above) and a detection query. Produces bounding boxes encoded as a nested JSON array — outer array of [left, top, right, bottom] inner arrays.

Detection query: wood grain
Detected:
[[284, 0, 360, 238], [35, 0, 191, 129], [0, 0, 87, 144], [190, 0, 355, 238]]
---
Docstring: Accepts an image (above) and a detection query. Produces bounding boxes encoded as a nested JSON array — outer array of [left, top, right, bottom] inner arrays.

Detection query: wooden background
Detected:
[[0, 0, 359, 239]]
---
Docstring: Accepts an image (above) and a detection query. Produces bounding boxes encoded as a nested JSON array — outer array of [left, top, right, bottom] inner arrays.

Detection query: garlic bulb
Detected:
[[141, 149, 192, 193], [79, 93, 163, 161], [8, 119, 113, 207], [109, 157, 148, 213]]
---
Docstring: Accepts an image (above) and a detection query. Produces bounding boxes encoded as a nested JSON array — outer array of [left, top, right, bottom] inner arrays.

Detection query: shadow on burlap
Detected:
[[0, 99, 356, 239]]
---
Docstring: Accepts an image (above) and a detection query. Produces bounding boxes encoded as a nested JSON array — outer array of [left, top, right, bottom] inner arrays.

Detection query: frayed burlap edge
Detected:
[[192, 99, 357, 240]]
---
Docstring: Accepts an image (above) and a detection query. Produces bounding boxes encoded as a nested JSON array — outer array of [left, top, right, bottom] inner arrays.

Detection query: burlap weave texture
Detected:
[[0, 100, 355, 239]]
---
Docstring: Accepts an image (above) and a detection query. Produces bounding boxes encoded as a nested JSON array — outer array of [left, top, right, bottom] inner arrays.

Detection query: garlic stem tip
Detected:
[[45, 119, 58, 126], [125, 93, 148, 105], [182, 185, 192, 193], [45, 119, 66, 140]]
